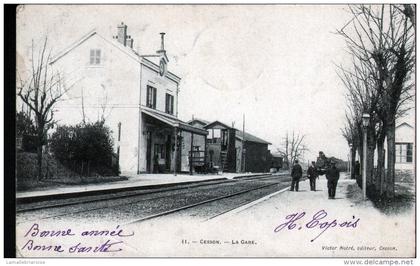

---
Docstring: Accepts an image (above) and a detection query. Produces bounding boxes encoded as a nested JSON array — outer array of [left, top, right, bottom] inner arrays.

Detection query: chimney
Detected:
[[115, 22, 127, 46], [160, 32, 165, 51], [126, 35, 134, 48], [156, 32, 166, 55]]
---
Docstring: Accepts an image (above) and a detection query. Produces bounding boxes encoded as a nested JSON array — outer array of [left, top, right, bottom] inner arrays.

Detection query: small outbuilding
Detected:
[[188, 119, 272, 173]]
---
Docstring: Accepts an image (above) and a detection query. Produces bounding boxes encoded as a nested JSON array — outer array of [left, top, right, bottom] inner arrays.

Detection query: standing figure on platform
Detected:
[[354, 160, 361, 179], [290, 160, 303, 192], [326, 160, 340, 199], [315, 151, 328, 176], [307, 161, 318, 191]]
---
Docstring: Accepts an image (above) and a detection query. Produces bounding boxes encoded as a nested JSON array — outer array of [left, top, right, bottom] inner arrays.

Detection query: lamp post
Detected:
[[349, 143, 353, 179], [362, 113, 370, 200]]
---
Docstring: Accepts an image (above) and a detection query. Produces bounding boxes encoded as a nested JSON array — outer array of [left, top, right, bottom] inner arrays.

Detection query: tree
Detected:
[[16, 111, 36, 137], [50, 121, 116, 176], [277, 131, 307, 171], [337, 57, 380, 188], [17, 37, 71, 180], [16, 111, 37, 152], [338, 5, 415, 198], [341, 112, 360, 180]]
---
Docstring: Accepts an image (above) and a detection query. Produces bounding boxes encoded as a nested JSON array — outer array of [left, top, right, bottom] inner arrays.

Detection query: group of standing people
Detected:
[[290, 159, 340, 199]]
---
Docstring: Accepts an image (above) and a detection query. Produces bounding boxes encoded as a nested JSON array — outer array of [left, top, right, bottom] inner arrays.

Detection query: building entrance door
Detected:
[[165, 135, 171, 171], [146, 131, 152, 173]]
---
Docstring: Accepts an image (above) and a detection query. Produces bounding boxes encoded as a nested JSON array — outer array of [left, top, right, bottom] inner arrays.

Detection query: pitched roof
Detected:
[[235, 130, 271, 145], [396, 122, 414, 129], [187, 118, 211, 126], [49, 28, 181, 83], [203, 120, 233, 130], [194, 118, 271, 145]]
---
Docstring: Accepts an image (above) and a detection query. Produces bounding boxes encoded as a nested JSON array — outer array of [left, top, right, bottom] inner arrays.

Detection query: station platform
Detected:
[[16, 172, 285, 202]]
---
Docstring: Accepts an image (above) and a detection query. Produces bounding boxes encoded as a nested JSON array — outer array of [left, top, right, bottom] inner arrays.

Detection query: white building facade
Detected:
[[372, 121, 415, 181], [50, 22, 207, 174], [394, 122, 415, 171]]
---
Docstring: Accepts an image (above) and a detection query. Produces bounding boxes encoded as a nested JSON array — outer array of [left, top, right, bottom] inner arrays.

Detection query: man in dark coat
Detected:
[[354, 160, 361, 187], [326, 161, 340, 199], [354, 161, 360, 178], [290, 160, 303, 191], [307, 161, 318, 191]]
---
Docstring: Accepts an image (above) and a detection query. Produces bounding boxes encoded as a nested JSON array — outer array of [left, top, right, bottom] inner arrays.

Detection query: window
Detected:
[[165, 93, 174, 114], [211, 129, 221, 144], [407, 143, 413, 162], [154, 144, 165, 159], [146, 86, 157, 109], [213, 129, 221, 138], [396, 143, 413, 163], [90, 49, 101, 65]]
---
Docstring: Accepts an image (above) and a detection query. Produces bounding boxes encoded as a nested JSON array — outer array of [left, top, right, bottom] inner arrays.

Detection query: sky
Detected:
[[16, 4, 395, 161]]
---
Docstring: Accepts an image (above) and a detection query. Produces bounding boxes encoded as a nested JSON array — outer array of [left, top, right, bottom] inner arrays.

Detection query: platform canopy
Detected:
[[141, 107, 208, 135]]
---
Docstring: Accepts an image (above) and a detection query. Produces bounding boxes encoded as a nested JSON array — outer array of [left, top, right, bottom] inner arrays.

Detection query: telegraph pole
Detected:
[[117, 122, 121, 170], [242, 114, 246, 172], [174, 127, 178, 176], [362, 113, 370, 200]]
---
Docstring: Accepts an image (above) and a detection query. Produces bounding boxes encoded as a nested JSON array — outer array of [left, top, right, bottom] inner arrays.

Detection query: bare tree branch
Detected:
[[16, 36, 72, 180]]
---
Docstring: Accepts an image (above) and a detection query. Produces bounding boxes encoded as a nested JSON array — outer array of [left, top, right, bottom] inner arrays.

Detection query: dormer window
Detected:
[[90, 49, 101, 65]]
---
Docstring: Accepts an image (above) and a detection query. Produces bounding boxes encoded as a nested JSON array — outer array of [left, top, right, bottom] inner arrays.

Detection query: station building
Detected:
[[50, 22, 207, 174], [188, 119, 272, 173]]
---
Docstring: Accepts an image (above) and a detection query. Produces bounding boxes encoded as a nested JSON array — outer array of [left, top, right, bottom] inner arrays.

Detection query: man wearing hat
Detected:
[[325, 160, 340, 199], [290, 160, 303, 191], [307, 161, 318, 191]]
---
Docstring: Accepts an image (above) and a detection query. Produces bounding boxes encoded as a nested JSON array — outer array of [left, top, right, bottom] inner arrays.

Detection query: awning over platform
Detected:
[[142, 107, 208, 136]]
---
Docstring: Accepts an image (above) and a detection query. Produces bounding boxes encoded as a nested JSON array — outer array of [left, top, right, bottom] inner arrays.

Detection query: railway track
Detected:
[[124, 182, 280, 224], [16, 174, 291, 225], [17, 173, 287, 213]]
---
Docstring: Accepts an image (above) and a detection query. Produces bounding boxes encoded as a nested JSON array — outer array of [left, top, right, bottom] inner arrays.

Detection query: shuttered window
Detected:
[[146, 86, 157, 109], [165, 93, 174, 115], [90, 49, 101, 65]]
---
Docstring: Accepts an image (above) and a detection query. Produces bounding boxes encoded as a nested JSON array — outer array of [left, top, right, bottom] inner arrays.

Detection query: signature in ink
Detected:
[[273, 209, 360, 242]]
